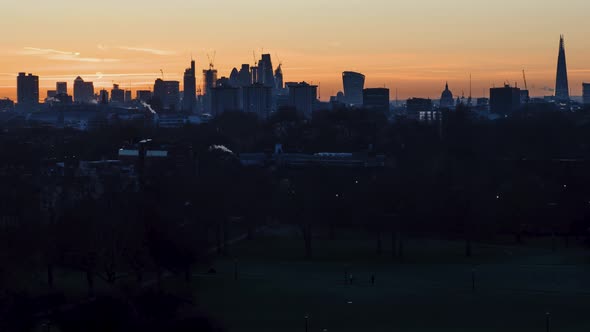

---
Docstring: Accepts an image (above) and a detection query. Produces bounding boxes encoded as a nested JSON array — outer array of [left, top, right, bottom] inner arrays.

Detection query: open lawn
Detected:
[[191, 226, 590, 332]]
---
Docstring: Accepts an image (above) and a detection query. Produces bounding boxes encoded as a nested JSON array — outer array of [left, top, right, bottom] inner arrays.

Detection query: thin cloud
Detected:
[[118, 46, 175, 56], [47, 54, 119, 63], [22, 47, 119, 63], [22, 47, 80, 56]]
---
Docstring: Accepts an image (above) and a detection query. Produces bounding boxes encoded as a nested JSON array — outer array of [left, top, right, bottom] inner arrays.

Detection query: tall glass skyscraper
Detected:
[[183, 60, 197, 112], [342, 71, 365, 106], [555, 35, 570, 101]]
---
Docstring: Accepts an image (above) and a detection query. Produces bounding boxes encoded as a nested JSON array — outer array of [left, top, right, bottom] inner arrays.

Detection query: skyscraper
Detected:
[[154, 79, 180, 112], [73, 76, 95, 103], [211, 82, 240, 117], [490, 85, 521, 114], [238, 64, 252, 87], [56, 82, 68, 95], [17, 72, 39, 110], [99, 89, 109, 104], [202, 68, 218, 113], [258, 54, 275, 88], [242, 83, 273, 119], [288, 82, 318, 118], [136, 90, 153, 103], [110, 84, 124, 103], [583, 83, 590, 105], [229, 68, 240, 87], [363, 88, 390, 113], [183, 59, 197, 112], [555, 35, 570, 101], [342, 71, 365, 106], [275, 64, 284, 93]]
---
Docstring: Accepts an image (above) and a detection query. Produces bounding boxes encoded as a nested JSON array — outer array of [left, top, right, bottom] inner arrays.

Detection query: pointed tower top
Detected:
[[560, 35, 565, 47], [555, 34, 570, 101]]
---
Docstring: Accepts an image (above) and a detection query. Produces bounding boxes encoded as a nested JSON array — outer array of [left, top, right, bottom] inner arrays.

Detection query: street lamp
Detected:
[[305, 315, 309, 332], [546, 312, 551, 332]]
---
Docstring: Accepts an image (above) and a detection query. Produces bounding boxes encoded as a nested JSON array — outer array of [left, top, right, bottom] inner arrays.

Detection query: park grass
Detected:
[[190, 226, 590, 332]]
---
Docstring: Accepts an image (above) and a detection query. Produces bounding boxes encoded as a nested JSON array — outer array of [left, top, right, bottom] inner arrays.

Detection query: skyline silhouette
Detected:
[[1, 0, 590, 100]]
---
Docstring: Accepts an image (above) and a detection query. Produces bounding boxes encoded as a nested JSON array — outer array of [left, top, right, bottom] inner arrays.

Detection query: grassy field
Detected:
[[191, 226, 590, 332]]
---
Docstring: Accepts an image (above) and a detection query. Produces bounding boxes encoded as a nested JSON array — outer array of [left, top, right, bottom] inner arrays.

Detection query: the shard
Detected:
[[555, 35, 570, 101]]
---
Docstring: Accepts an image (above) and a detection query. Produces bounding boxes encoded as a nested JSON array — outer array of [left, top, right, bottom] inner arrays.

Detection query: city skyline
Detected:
[[2, 0, 590, 101]]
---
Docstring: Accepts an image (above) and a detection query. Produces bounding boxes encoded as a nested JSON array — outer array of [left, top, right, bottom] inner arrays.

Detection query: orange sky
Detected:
[[2, 0, 590, 101]]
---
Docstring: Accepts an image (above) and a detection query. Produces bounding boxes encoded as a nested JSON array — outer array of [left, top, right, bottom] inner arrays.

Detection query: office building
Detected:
[[288, 82, 318, 118], [99, 90, 109, 104], [242, 84, 273, 119], [17, 72, 39, 110], [56, 82, 68, 95], [363, 88, 390, 112], [342, 71, 365, 106], [124, 90, 132, 103], [490, 85, 521, 114], [275, 64, 285, 94], [407, 98, 437, 121], [238, 64, 252, 87], [582, 83, 590, 105], [46, 90, 57, 99], [202, 68, 218, 113], [154, 79, 180, 112], [251, 66, 259, 84], [73, 76, 95, 103], [211, 83, 240, 117], [110, 84, 124, 103], [203, 69, 218, 95], [136, 90, 152, 102], [229, 68, 240, 87], [258, 54, 275, 88], [555, 35, 570, 101], [407, 98, 433, 113], [183, 60, 197, 112]]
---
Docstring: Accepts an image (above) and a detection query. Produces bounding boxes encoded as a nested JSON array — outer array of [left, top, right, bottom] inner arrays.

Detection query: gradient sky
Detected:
[[2, 0, 590, 101]]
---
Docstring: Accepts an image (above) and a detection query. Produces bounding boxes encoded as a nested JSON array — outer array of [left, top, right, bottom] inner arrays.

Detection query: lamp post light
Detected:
[[546, 312, 551, 332], [305, 315, 309, 332]]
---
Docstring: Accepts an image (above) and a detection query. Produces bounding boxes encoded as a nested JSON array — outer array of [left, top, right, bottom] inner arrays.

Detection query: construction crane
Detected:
[[206, 51, 216, 70], [522, 69, 529, 91]]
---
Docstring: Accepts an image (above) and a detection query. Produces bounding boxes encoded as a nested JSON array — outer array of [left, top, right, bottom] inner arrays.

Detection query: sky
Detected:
[[1, 0, 590, 101]]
